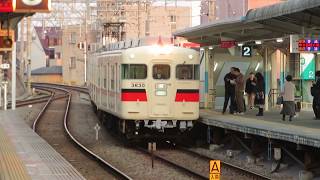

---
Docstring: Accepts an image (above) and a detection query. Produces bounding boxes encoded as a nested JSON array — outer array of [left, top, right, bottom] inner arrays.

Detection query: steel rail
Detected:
[[178, 146, 272, 180], [137, 147, 207, 180], [32, 84, 132, 180]]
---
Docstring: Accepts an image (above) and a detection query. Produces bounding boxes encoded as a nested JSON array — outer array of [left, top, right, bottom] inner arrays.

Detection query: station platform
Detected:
[[0, 110, 85, 180], [200, 109, 320, 148]]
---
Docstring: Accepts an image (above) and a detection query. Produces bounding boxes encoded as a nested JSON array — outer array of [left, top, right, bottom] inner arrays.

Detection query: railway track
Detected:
[[177, 146, 272, 180], [29, 83, 271, 179], [137, 146, 208, 179], [31, 84, 132, 180]]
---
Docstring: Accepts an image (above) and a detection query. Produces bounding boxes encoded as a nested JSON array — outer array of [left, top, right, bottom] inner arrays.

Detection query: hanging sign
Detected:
[[13, 0, 51, 12], [0, 0, 13, 12], [300, 53, 315, 80]]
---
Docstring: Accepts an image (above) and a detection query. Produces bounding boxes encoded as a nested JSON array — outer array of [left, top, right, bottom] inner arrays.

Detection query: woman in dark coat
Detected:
[[255, 72, 265, 116], [245, 72, 257, 109]]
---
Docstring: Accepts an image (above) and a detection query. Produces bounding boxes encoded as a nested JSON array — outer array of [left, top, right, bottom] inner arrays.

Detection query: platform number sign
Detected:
[[242, 45, 252, 57]]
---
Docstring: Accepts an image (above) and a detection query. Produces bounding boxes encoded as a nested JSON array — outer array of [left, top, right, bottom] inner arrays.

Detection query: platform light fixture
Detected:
[[208, 46, 213, 50], [255, 40, 262, 45], [276, 38, 283, 43], [255, 63, 260, 71], [213, 63, 218, 72], [237, 42, 243, 47], [200, 47, 204, 51]]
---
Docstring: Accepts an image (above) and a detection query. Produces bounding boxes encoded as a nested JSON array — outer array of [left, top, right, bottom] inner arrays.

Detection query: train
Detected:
[[88, 38, 200, 139]]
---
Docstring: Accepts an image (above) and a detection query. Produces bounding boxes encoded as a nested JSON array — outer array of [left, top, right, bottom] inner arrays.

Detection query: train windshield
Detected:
[[121, 64, 147, 79], [176, 64, 200, 80], [153, 64, 170, 80]]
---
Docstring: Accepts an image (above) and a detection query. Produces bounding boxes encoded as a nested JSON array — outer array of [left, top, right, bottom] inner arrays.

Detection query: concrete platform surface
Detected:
[[0, 110, 85, 180], [200, 109, 320, 148]]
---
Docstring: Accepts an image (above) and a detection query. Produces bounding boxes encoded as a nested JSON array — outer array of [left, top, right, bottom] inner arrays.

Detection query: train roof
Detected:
[[95, 45, 198, 56]]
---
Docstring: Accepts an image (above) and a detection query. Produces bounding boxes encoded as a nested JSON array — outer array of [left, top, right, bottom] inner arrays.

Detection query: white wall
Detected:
[[31, 27, 46, 70]]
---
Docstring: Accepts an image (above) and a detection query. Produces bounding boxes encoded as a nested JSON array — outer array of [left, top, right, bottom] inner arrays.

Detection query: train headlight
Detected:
[[156, 90, 167, 96], [188, 54, 193, 59], [130, 54, 135, 59], [156, 83, 166, 89]]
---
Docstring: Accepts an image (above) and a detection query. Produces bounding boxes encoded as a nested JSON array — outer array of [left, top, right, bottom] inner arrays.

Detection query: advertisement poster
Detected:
[[300, 53, 315, 80]]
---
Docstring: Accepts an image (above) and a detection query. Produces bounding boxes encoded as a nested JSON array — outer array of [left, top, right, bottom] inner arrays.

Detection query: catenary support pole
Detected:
[[11, 42, 16, 110]]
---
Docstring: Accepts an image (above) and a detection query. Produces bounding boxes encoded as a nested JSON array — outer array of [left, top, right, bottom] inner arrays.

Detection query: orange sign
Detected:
[[13, 0, 51, 13], [210, 160, 221, 180], [0, 0, 13, 12]]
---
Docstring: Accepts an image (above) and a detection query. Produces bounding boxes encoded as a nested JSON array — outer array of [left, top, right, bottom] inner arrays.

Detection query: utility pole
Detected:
[[26, 16, 32, 94], [84, 0, 89, 85], [11, 40, 16, 110], [20, 18, 25, 78], [137, 0, 140, 38], [145, 0, 151, 37]]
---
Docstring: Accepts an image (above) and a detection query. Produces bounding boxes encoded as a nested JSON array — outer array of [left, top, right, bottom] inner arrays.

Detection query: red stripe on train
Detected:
[[175, 93, 199, 102], [121, 92, 147, 101]]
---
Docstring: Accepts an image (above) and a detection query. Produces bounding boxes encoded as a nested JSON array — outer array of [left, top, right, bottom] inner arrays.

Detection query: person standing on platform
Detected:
[[222, 67, 237, 114], [281, 75, 296, 121], [245, 72, 257, 109], [311, 71, 320, 119], [234, 68, 245, 115], [255, 72, 265, 116]]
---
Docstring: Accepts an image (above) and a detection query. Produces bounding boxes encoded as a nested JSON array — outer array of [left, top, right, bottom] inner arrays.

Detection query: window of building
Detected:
[[121, 64, 147, 79], [153, 65, 170, 80], [70, 32, 77, 44], [176, 64, 200, 80], [170, 15, 176, 23], [70, 57, 76, 69]]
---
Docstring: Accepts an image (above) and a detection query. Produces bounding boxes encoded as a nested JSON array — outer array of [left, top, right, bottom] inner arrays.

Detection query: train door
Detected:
[[149, 62, 173, 117]]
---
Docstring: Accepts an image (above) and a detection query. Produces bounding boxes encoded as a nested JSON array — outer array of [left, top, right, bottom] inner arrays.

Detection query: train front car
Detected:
[[120, 45, 200, 139]]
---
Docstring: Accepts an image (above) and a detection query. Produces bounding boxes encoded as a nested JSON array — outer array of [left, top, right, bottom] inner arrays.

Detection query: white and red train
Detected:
[[88, 39, 200, 139]]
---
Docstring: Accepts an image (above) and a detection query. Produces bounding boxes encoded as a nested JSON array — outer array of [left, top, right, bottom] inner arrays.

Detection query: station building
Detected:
[[175, 0, 320, 110]]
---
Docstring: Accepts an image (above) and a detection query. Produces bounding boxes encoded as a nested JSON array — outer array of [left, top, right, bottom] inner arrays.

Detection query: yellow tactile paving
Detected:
[[0, 126, 31, 180]]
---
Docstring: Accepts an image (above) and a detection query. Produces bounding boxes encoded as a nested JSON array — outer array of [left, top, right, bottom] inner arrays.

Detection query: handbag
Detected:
[[276, 96, 283, 105]]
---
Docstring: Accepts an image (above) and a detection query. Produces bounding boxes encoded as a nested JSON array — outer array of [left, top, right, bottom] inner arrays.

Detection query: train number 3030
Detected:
[[131, 83, 145, 88]]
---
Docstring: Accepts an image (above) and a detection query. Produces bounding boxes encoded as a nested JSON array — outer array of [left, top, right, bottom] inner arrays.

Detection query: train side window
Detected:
[[176, 65, 193, 80], [104, 65, 107, 89], [121, 64, 147, 79], [194, 65, 200, 80], [111, 65, 115, 90], [176, 64, 200, 80], [153, 64, 170, 79]]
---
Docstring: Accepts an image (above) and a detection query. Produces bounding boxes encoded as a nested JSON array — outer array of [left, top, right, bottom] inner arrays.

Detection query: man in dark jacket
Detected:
[[311, 71, 320, 119], [222, 67, 237, 114]]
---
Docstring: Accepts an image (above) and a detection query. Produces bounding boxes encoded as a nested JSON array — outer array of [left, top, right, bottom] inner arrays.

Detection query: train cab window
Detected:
[[121, 64, 147, 79], [176, 64, 200, 80], [194, 65, 200, 80], [153, 64, 170, 79]]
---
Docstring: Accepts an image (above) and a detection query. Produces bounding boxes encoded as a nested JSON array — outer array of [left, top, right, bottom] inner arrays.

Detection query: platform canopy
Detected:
[[174, 0, 320, 46]]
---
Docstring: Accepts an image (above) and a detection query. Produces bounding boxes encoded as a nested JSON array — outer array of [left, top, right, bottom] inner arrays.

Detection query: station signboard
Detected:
[[0, 63, 10, 70], [300, 53, 315, 80], [13, 0, 51, 12], [0, 0, 13, 12], [290, 34, 320, 53]]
